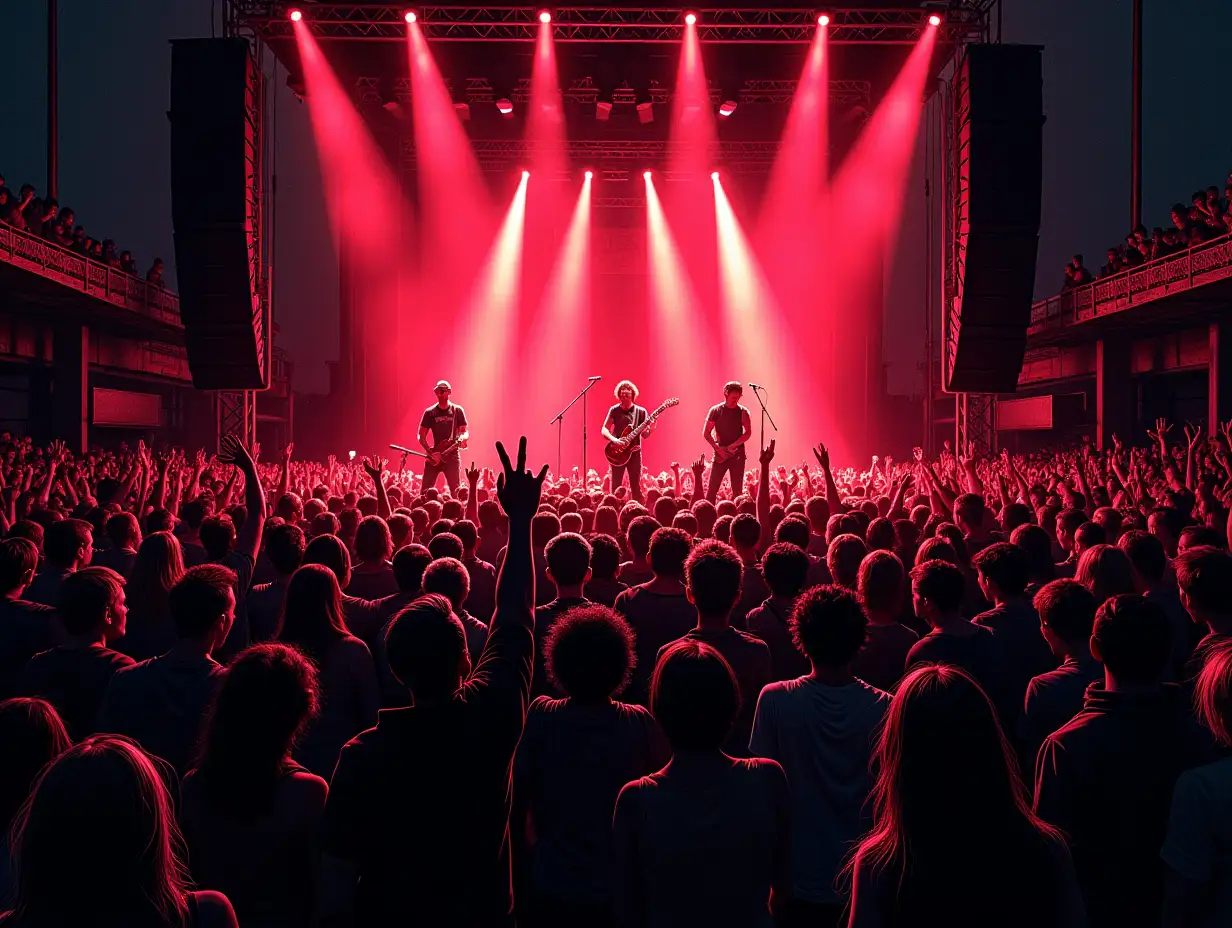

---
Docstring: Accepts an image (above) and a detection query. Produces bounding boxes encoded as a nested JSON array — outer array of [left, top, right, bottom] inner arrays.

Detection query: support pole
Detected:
[[1130, 0, 1143, 230], [47, 0, 58, 199]]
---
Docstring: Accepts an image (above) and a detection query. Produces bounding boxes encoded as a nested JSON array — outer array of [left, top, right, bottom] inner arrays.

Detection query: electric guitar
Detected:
[[605, 398, 680, 467], [426, 436, 468, 467], [711, 442, 744, 465]]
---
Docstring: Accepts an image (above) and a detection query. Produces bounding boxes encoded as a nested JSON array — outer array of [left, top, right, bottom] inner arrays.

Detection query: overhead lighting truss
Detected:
[[231, 5, 986, 44]]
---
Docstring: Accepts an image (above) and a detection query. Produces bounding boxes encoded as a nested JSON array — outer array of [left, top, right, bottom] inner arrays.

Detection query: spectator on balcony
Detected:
[[120, 251, 138, 276], [1122, 235, 1145, 268], [147, 258, 166, 287], [1099, 247, 1122, 279], [1150, 227, 1169, 261], [0, 188, 22, 228], [90, 240, 104, 262], [1064, 254, 1093, 290], [102, 240, 121, 269], [1172, 203, 1192, 237]]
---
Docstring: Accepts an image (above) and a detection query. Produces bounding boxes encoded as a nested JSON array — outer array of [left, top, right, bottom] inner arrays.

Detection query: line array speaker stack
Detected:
[[170, 38, 268, 390], [945, 44, 1044, 394]]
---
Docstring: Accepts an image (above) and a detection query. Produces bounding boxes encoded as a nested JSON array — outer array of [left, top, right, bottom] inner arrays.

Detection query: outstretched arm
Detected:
[[278, 443, 293, 501], [757, 441, 776, 551], [363, 456, 392, 521], [465, 462, 480, 524], [218, 436, 266, 564], [812, 443, 847, 514]]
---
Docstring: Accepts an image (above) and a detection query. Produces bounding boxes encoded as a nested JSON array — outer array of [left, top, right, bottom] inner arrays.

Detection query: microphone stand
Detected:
[[549, 377, 602, 483], [750, 385, 778, 452]]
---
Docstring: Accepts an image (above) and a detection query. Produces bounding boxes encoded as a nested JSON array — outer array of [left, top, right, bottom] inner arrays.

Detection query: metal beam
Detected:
[[234, 5, 985, 44], [400, 137, 783, 173]]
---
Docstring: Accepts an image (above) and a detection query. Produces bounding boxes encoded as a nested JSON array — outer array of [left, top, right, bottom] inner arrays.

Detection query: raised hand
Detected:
[[760, 440, 776, 466], [466, 462, 480, 485], [495, 437, 549, 520], [282, 442, 294, 462], [812, 443, 831, 471], [362, 455, 386, 481], [1184, 423, 1203, 451], [218, 435, 256, 473]]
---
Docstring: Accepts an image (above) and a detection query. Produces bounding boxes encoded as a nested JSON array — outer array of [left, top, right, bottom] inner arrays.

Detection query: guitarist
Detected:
[[418, 380, 469, 492], [602, 380, 653, 503], [703, 381, 753, 502]]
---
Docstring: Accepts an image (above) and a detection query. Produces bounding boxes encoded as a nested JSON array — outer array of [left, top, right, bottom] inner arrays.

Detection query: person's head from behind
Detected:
[[302, 533, 352, 590], [626, 515, 658, 562], [545, 532, 593, 592], [264, 522, 306, 579], [1073, 521, 1106, 556], [1194, 640, 1232, 747], [860, 665, 1045, 852], [385, 593, 470, 702], [589, 534, 621, 582], [0, 698, 70, 834], [8, 520, 44, 553], [791, 584, 868, 672], [684, 539, 742, 621], [546, 604, 635, 702], [0, 537, 40, 596], [392, 543, 432, 595], [59, 567, 126, 641], [128, 531, 185, 596], [971, 542, 1029, 604], [1010, 524, 1056, 585], [43, 518, 92, 570], [105, 512, 141, 552], [195, 643, 320, 812], [1091, 594, 1170, 686], [1074, 543, 1135, 607], [1118, 529, 1167, 592], [730, 513, 760, 553], [761, 542, 809, 600], [198, 514, 236, 561], [8, 735, 189, 921], [168, 565, 237, 650], [649, 526, 692, 580], [1179, 524, 1226, 554], [427, 532, 464, 562], [531, 512, 560, 551], [277, 564, 346, 662], [953, 493, 986, 535], [858, 550, 905, 618], [451, 519, 479, 556], [1033, 579, 1097, 660], [827, 534, 868, 590], [910, 559, 965, 628], [1174, 545, 1232, 627], [651, 640, 739, 754], [422, 557, 471, 612], [354, 515, 393, 565], [1055, 508, 1086, 554]]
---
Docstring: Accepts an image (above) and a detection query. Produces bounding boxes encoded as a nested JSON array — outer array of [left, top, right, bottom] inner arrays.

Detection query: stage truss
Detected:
[[229, 4, 988, 45]]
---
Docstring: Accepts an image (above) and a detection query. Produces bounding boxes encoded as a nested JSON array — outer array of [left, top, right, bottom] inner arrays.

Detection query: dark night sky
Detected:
[[2, 2, 1229, 396]]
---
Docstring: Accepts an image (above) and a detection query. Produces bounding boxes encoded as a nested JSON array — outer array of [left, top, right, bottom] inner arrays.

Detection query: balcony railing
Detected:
[[0, 223, 181, 328], [1030, 231, 1232, 333]]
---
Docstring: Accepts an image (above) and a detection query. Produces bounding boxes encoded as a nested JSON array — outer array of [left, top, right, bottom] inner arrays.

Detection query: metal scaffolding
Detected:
[[231, 4, 987, 45]]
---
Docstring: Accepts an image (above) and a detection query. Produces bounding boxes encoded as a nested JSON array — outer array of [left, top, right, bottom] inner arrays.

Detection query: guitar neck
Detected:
[[628, 406, 666, 440]]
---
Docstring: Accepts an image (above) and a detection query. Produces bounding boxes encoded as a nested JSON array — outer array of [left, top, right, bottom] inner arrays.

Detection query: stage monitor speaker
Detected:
[[945, 44, 1043, 394], [170, 38, 268, 391]]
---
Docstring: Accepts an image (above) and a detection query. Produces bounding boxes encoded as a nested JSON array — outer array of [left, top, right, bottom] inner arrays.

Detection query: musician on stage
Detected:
[[703, 381, 753, 502], [602, 380, 653, 503], [418, 380, 469, 492]]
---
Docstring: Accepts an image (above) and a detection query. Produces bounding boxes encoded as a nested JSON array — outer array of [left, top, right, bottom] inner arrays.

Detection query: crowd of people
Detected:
[[0, 424, 1231, 926], [0, 170, 165, 286], [1062, 169, 1232, 289]]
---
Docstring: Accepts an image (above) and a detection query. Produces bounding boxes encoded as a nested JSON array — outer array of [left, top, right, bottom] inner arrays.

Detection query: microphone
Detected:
[[588, 375, 602, 381], [748, 382, 762, 390]]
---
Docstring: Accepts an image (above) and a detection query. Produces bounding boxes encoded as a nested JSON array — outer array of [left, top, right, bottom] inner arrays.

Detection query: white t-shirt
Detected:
[[1162, 755, 1232, 927], [749, 675, 890, 903]]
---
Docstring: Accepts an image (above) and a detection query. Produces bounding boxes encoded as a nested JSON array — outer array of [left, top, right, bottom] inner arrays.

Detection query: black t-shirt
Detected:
[[613, 586, 697, 706], [18, 644, 136, 740], [906, 625, 1013, 723], [419, 403, 467, 454], [707, 403, 748, 453], [607, 404, 647, 451], [0, 598, 60, 701]]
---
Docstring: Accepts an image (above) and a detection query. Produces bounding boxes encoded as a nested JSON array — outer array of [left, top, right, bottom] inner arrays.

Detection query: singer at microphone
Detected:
[[589, 375, 602, 381], [700, 380, 756, 503]]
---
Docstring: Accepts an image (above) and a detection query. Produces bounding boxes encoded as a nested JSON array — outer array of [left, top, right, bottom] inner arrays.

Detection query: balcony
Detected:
[[0, 223, 182, 331], [1028, 232, 1232, 347]]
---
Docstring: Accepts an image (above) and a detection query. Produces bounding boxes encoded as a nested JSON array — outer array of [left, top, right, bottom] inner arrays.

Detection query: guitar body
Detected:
[[603, 397, 680, 468], [427, 438, 467, 467], [605, 428, 639, 467]]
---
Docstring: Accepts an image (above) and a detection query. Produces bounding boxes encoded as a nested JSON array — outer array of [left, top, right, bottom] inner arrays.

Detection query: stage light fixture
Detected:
[[643, 170, 652, 180], [584, 170, 593, 180], [718, 100, 737, 118], [539, 10, 551, 24], [711, 171, 719, 181], [288, 8, 303, 22], [595, 100, 613, 120], [522, 170, 531, 180], [637, 101, 654, 124], [817, 13, 830, 26], [684, 12, 697, 25], [928, 13, 942, 26], [454, 102, 471, 121], [404, 10, 416, 23], [496, 97, 514, 115]]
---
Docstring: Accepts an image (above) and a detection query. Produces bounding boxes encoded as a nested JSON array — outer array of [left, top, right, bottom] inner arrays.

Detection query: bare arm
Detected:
[[601, 415, 621, 445], [278, 443, 293, 501], [756, 441, 776, 551], [813, 443, 847, 514], [465, 462, 480, 524], [219, 437, 266, 564], [363, 456, 392, 521]]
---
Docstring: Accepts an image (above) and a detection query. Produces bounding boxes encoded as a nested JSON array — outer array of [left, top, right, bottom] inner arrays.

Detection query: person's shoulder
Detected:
[[282, 767, 330, 806], [735, 628, 772, 652], [188, 889, 240, 928], [100, 646, 138, 670], [338, 633, 373, 657], [735, 755, 789, 789]]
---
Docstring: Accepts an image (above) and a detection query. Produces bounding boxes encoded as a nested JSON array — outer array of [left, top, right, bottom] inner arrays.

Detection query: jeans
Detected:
[[610, 450, 643, 503], [707, 453, 746, 502], [422, 454, 461, 493]]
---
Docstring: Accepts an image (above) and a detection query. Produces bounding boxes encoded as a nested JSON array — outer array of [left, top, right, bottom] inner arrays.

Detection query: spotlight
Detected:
[[817, 13, 830, 26], [584, 170, 593, 180], [928, 13, 942, 26], [595, 100, 613, 121], [637, 101, 654, 124], [522, 170, 531, 180], [684, 12, 697, 25], [710, 171, 719, 181], [404, 10, 416, 23], [288, 8, 303, 22], [643, 170, 652, 180], [718, 100, 737, 118], [496, 97, 514, 115], [539, 9, 551, 24], [454, 102, 471, 121]]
